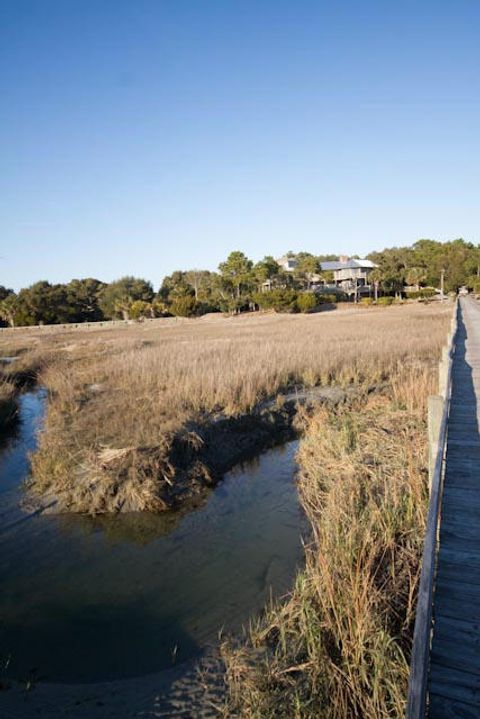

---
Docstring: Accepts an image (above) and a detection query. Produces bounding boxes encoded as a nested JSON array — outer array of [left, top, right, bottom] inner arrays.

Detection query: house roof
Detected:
[[276, 255, 298, 265], [320, 259, 376, 271]]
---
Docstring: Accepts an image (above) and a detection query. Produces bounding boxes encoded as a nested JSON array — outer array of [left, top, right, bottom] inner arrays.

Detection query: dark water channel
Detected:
[[0, 389, 305, 684]]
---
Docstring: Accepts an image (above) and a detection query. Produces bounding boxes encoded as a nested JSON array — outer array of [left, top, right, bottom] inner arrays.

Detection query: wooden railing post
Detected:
[[438, 347, 450, 398], [428, 395, 444, 492]]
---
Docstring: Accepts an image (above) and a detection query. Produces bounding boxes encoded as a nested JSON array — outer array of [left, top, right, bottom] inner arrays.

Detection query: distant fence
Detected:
[[406, 300, 458, 718], [0, 316, 186, 335], [0, 319, 133, 333]]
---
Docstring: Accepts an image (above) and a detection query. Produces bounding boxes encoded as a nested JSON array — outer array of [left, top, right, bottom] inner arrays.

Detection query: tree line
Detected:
[[368, 238, 480, 296], [0, 239, 478, 327]]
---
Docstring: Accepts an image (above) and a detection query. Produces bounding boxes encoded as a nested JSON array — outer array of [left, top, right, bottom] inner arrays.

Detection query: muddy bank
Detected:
[[29, 385, 362, 515]]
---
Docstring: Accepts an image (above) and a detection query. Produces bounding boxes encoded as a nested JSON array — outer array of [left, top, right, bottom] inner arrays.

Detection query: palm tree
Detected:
[[405, 267, 427, 291]]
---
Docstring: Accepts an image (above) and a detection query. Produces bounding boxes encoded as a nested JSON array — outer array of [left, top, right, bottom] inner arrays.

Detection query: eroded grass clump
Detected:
[[221, 367, 433, 719]]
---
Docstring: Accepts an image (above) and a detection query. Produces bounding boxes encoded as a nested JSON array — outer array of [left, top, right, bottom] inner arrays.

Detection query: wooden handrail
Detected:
[[406, 300, 458, 718]]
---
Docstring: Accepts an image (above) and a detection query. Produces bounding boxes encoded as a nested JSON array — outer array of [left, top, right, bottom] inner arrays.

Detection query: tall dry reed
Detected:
[[0, 304, 449, 714], [2, 304, 448, 508], [222, 364, 436, 718]]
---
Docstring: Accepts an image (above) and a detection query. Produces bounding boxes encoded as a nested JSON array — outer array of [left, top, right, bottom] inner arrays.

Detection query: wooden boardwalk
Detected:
[[427, 296, 480, 717]]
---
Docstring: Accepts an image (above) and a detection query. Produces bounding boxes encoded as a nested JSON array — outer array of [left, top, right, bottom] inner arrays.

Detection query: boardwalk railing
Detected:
[[406, 300, 459, 719]]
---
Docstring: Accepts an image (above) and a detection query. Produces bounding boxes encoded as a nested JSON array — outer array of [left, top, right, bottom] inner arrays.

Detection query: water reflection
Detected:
[[59, 509, 187, 546], [0, 390, 305, 684]]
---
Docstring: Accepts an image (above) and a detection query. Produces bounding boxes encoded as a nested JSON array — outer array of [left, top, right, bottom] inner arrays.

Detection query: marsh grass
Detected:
[[221, 366, 434, 718], [0, 303, 449, 514], [0, 304, 449, 714]]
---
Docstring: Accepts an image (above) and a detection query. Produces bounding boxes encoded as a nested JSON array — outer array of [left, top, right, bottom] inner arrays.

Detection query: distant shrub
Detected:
[[170, 295, 196, 317], [360, 298, 374, 306], [253, 289, 298, 313], [193, 302, 219, 316], [376, 296, 394, 306], [251, 292, 270, 311], [130, 300, 153, 320], [151, 299, 170, 317], [297, 293, 318, 313], [271, 289, 299, 313], [468, 280, 480, 294], [217, 297, 247, 314], [316, 293, 339, 304], [405, 288, 436, 300]]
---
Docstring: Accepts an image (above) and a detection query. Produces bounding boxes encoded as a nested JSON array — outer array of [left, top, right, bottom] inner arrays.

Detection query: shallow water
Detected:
[[0, 390, 305, 684]]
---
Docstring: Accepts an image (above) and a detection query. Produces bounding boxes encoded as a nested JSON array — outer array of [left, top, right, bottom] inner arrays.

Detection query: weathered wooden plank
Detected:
[[439, 520, 480, 548], [446, 420, 479, 428], [435, 573, 480, 597], [433, 614, 480, 645], [440, 512, 480, 532], [441, 501, 480, 525], [437, 545, 480, 568], [430, 617, 480, 675], [429, 694, 480, 718], [446, 425, 480, 436], [436, 557, 480, 586], [442, 504, 480, 533], [434, 596, 480, 624], [429, 663, 480, 706], [430, 646, 480, 683], [442, 485, 480, 504], [443, 470, 478, 484], [441, 469, 480, 490], [446, 438, 480, 448]]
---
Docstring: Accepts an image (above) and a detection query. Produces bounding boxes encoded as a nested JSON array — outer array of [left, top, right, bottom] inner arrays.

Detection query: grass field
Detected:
[[222, 388, 432, 718], [0, 302, 450, 423], [214, 304, 450, 718], [0, 303, 449, 516], [0, 301, 450, 716]]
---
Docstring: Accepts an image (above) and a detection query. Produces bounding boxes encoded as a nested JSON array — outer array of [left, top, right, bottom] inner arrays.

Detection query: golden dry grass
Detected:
[[0, 302, 451, 714], [221, 367, 435, 718], [0, 302, 450, 420], [0, 303, 450, 514]]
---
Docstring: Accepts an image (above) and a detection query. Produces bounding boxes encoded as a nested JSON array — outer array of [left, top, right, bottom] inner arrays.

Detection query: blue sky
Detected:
[[2, 1, 480, 290]]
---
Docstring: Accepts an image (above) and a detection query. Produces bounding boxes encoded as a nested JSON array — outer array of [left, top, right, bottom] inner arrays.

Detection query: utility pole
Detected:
[[440, 268, 445, 301]]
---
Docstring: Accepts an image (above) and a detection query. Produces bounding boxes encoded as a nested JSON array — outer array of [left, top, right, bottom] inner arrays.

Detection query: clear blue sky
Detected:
[[2, 1, 480, 291]]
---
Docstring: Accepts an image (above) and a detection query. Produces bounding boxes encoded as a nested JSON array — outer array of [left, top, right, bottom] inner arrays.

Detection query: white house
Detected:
[[320, 256, 377, 294], [276, 255, 298, 272]]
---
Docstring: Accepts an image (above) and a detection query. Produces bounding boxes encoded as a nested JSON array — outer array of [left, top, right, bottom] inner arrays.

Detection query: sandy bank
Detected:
[[0, 648, 226, 719]]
